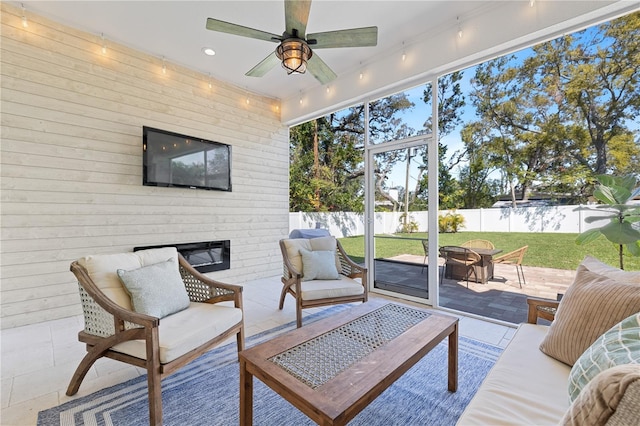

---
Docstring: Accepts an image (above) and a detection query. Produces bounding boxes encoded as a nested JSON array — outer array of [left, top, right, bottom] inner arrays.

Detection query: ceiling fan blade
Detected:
[[246, 52, 280, 77], [285, 0, 311, 37], [206, 18, 281, 43], [306, 53, 337, 84], [307, 26, 378, 49]]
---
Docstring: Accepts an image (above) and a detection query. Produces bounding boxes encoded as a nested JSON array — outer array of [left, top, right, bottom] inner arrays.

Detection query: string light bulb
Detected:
[[326, 85, 330, 94], [359, 71, 364, 80], [21, 4, 28, 28], [457, 17, 463, 39], [401, 42, 406, 62], [162, 56, 167, 74], [208, 73, 212, 89], [529, 0, 535, 7], [101, 33, 107, 54]]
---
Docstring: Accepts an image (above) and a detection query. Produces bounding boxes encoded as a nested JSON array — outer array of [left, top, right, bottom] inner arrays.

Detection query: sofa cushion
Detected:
[[539, 265, 640, 366], [562, 364, 640, 426], [568, 312, 640, 402], [299, 248, 340, 281], [111, 302, 243, 363], [291, 275, 364, 301], [580, 255, 640, 283], [457, 323, 571, 425], [117, 258, 191, 319]]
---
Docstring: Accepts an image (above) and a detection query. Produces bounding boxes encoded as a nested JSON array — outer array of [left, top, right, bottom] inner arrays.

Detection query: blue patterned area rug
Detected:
[[38, 307, 503, 426]]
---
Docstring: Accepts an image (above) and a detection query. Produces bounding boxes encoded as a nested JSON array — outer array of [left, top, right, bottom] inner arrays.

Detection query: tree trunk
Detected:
[[313, 120, 320, 211]]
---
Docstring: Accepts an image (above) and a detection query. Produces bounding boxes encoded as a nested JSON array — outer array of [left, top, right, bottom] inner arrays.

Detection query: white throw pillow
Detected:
[[117, 258, 190, 319], [299, 248, 340, 281]]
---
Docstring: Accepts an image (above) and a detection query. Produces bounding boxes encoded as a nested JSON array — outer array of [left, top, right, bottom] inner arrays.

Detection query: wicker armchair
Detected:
[[461, 239, 495, 249], [66, 247, 244, 426], [279, 236, 368, 327], [494, 245, 529, 288]]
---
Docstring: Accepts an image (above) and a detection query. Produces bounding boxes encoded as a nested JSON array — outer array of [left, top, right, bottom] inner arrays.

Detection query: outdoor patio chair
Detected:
[[67, 247, 245, 426], [493, 245, 529, 288], [461, 239, 495, 249], [439, 245, 482, 287], [279, 236, 368, 327]]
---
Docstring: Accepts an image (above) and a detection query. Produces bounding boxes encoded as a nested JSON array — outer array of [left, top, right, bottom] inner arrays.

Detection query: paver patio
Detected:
[[374, 255, 576, 324]]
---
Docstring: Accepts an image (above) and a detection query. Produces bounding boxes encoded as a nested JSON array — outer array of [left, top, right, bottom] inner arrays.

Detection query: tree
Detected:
[[468, 12, 640, 201], [457, 122, 500, 208], [415, 71, 467, 209], [289, 94, 415, 212], [289, 117, 364, 212]]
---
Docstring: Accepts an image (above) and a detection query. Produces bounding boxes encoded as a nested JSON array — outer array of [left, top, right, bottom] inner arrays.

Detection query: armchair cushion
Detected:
[[76, 247, 179, 311], [117, 258, 190, 319], [299, 248, 340, 281], [293, 276, 365, 301], [112, 302, 243, 363], [282, 236, 341, 274]]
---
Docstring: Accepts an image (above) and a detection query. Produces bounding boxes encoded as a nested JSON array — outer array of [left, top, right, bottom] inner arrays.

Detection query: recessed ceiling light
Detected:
[[202, 47, 216, 56]]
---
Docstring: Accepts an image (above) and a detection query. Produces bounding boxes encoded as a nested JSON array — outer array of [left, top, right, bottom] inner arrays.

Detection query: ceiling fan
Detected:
[[205, 0, 377, 84]]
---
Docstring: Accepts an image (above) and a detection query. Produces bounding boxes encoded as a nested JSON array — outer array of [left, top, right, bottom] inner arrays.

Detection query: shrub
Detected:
[[439, 211, 465, 233], [398, 213, 419, 233]]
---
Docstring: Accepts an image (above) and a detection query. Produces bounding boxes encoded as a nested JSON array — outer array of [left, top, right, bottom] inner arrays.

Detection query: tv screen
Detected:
[[143, 126, 231, 191]]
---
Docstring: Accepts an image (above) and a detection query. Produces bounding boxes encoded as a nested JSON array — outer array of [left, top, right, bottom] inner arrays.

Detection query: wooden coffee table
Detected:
[[239, 299, 458, 425]]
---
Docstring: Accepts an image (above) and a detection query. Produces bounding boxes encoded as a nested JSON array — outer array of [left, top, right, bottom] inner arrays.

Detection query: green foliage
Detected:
[[438, 211, 465, 233], [467, 12, 640, 201], [575, 175, 640, 269], [398, 213, 419, 233], [290, 94, 418, 213], [289, 118, 365, 212]]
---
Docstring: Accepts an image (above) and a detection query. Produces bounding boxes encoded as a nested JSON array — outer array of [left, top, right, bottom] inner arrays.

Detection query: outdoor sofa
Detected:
[[458, 256, 640, 425]]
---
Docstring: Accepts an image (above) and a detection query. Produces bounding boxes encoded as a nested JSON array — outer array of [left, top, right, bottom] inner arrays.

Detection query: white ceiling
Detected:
[[15, 1, 640, 124]]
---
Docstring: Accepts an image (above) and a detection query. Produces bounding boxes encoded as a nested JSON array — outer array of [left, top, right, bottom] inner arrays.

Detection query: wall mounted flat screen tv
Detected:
[[143, 126, 231, 191]]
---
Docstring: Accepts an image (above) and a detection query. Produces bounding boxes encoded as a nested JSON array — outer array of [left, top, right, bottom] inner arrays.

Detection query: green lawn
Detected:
[[338, 232, 640, 271]]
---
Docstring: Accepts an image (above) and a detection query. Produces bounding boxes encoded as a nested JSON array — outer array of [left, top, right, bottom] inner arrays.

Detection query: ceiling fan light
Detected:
[[276, 39, 312, 75]]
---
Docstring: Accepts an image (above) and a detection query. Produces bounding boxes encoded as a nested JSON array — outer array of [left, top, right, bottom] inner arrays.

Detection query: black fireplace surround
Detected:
[[134, 240, 230, 273]]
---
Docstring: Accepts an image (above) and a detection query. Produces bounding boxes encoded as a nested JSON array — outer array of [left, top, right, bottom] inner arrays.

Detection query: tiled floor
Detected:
[[1, 275, 516, 426]]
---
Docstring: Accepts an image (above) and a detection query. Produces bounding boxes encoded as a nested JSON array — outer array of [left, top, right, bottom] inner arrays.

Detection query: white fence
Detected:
[[289, 205, 612, 238]]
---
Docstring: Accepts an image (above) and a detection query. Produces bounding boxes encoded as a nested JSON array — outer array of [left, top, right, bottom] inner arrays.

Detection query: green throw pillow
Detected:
[[568, 312, 640, 402], [299, 248, 340, 281], [117, 258, 191, 318]]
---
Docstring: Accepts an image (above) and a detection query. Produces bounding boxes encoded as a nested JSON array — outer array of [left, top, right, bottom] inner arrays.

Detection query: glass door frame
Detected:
[[363, 78, 440, 307]]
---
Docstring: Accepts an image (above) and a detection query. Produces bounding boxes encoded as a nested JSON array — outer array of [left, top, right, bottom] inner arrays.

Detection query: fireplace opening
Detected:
[[134, 240, 230, 273]]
